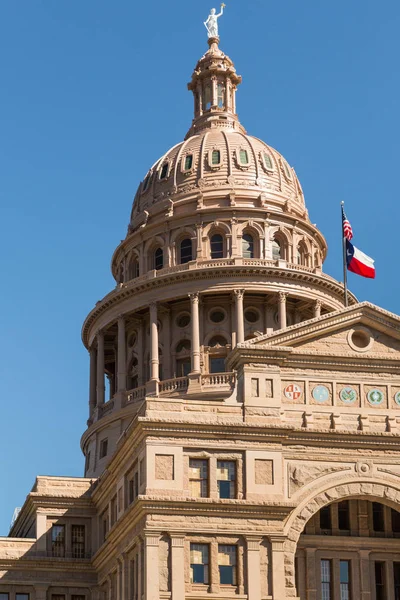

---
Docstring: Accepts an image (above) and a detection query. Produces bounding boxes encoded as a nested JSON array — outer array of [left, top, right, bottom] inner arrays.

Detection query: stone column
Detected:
[[234, 290, 245, 344], [231, 298, 237, 348], [34, 587, 48, 600], [137, 319, 144, 386], [189, 293, 201, 374], [359, 550, 372, 600], [313, 299, 322, 319], [117, 316, 127, 392], [305, 547, 317, 600], [264, 299, 274, 334], [89, 346, 97, 415], [145, 533, 160, 600], [171, 535, 185, 600], [246, 537, 262, 600], [162, 308, 171, 380], [96, 330, 105, 406], [149, 302, 159, 381], [269, 536, 286, 600], [278, 292, 288, 330]]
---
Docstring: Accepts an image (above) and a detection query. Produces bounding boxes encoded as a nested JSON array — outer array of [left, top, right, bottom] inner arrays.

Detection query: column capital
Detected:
[[246, 536, 262, 551], [268, 535, 286, 551], [117, 313, 125, 322], [278, 291, 288, 302], [189, 292, 200, 304], [170, 534, 186, 547], [144, 532, 160, 546], [233, 289, 245, 300], [314, 299, 322, 308], [149, 301, 158, 311]]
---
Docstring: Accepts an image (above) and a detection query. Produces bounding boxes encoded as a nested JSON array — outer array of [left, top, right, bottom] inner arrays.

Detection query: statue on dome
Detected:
[[204, 4, 226, 38]]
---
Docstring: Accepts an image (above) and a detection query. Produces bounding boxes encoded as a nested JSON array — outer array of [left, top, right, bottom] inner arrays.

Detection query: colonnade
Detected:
[[88, 293, 324, 414]]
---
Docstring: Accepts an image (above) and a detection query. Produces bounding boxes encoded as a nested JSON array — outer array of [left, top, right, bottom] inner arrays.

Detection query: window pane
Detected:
[[203, 86, 212, 110], [242, 234, 254, 258], [321, 559, 331, 600], [212, 150, 221, 165], [154, 248, 163, 270], [393, 509, 400, 534], [52, 524, 65, 557], [0, 595, 9, 600], [219, 565, 234, 585], [272, 239, 281, 260], [340, 561, 351, 600], [72, 525, 85, 558], [180, 238, 192, 263], [338, 501, 350, 530], [184, 155, 193, 170], [239, 149, 249, 164], [320, 506, 332, 530], [189, 459, 208, 497], [375, 562, 385, 600], [160, 163, 169, 179], [190, 544, 209, 584], [373, 502, 385, 532], [217, 461, 236, 499], [210, 234, 224, 259], [218, 545, 237, 586], [263, 152, 273, 170], [16, 596, 30, 600], [217, 83, 225, 109], [394, 562, 400, 600], [210, 357, 225, 374]]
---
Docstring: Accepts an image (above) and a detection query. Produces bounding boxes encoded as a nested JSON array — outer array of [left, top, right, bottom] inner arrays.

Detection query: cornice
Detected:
[[82, 265, 354, 346]]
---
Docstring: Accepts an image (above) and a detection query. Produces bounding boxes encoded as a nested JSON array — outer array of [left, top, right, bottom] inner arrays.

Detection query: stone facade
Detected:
[[1, 35, 400, 600]]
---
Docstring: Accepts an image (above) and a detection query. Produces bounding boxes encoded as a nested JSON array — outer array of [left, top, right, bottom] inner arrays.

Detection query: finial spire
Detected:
[[204, 4, 226, 39]]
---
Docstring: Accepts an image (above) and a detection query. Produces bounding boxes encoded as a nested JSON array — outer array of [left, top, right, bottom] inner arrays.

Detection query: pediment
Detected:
[[241, 302, 400, 357]]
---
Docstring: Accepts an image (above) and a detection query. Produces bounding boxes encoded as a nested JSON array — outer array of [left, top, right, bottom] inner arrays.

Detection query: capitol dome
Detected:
[[82, 35, 356, 479]]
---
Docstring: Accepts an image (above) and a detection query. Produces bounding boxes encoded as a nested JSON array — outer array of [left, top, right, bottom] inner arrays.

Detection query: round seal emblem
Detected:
[[312, 385, 330, 403], [367, 389, 384, 406], [395, 392, 400, 406], [340, 386, 357, 404], [284, 384, 302, 401]]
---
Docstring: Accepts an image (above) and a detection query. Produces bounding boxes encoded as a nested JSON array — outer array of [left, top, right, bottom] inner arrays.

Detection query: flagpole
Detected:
[[341, 201, 348, 307]]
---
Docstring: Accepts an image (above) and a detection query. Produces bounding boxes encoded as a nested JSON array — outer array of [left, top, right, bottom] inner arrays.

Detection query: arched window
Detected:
[[297, 248, 302, 265], [239, 149, 249, 165], [203, 85, 212, 111], [242, 234, 254, 259], [130, 255, 139, 279], [209, 336, 227, 347], [142, 174, 151, 192], [180, 238, 193, 264], [184, 155, 193, 171], [272, 239, 282, 260], [217, 83, 225, 109], [210, 234, 224, 259], [154, 248, 164, 271], [297, 243, 307, 266], [175, 340, 191, 378], [160, 162, 169, 180]]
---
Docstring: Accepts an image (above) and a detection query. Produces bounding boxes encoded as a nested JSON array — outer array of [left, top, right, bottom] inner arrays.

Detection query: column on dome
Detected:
[[264, 299, 274, 335], [149, 302, 159, 382], [314, 300, 322, 319], [189, 293, 201, 374], [234, 290, 245, 344], [89, 346, 97, 415], [96, 330, 105, 406], [278, 292, 288, 330], [136, 318, 144, 386], [117, 316, 127, 392]]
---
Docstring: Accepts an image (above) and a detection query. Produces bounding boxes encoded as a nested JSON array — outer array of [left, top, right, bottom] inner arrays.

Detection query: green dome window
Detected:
[[211, 150, 221, 165], [239, 149, 249, 165], [262, 152, 274, 172], [184, 154, 193, 171]]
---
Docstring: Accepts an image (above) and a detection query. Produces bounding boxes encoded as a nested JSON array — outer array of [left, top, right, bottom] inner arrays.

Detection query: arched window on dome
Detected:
[[297, 242, 307, 266], [175, 340, 191, 378], [272, 238, 282, 261], [160, 162, 169, 180], [210, 234, 225, 259], [208, 336, 228, 374], [239, 149, 249, 166], [203, 85, 212, 111], [183, 154, 193, 171], [129, 254, 139, 279], [142, 173, 151, 192], [217, 83, 225, 109], [154, 247, 164, 271], [210, 149, 222, 167], [242, 233, 254, 259], [261, 152, 274, 173], [180, 238, 193, 264]]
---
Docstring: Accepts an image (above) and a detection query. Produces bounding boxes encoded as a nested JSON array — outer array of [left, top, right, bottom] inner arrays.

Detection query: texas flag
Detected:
[[346, 240, 376, 279]]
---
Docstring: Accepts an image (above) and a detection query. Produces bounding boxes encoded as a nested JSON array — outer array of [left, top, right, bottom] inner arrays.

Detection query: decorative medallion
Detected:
[[284, 384, 302, 401], [339, 386, 357, 404], [312, 385, 330, 403], [395, 392, 400, 406], [367, 389, 384, 406]]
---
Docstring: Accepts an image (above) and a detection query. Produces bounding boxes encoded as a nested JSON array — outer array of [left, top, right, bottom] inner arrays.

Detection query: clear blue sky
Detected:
[[0, 0, 399, 534]]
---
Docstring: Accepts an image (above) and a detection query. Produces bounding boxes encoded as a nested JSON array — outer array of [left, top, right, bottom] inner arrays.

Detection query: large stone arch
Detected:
[[283, 477, 400, 598]]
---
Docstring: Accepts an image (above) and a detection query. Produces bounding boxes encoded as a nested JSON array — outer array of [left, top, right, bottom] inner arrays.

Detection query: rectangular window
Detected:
[[51, 524, 65, 557], [51, 596, 65, 600], [218, 545, 237, 585], [320, 506, 332, 531], [394, 562, 400, 600], [71, 525, 85, 559], [99, 438, 108, 459], [101, 510, 108, 542], [338, 501, 350, 530], [189, 459, 208, 497], [118, 487, 124, 513], [184, 155, 193, 171], [110, 495, 117, 526], [190, 543, 209, 584], [16, 595, 30, 600], [375, 562, 385, 600], [71, 596, 85, 600], [217, 461, 236, 499], [239, 149, 249, 165], [340, 560, 351, 600], [321, 559, 332, 600], [373, 502, 385, 532], [210, 356, 225, 373], [211, 150, 221, 165], [393, 509, 400, 534], [0, 595, 9, 600]]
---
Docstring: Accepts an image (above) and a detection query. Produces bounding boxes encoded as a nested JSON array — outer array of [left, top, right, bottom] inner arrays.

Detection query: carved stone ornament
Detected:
[[288, 463, 352, 496]]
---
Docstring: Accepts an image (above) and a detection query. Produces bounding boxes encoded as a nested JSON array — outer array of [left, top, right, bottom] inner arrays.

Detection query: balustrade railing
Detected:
[[127, 386, 146, 403], [100, 400, 114, 417], [159, 377, 189, 395], [201, 372, 236, 388]]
